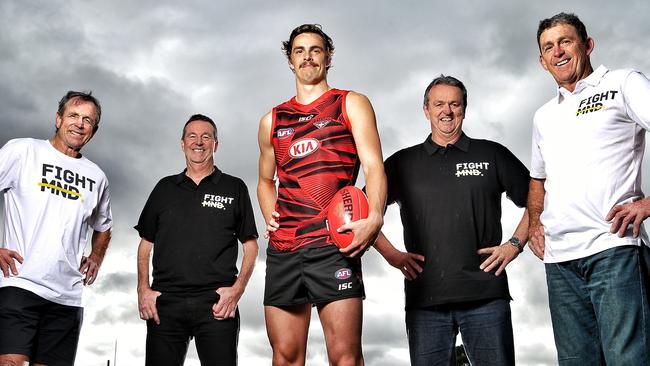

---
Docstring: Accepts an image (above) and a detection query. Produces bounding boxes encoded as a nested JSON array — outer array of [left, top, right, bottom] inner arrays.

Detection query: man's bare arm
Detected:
[[528, 178, 546, 260], [257, 111, 280, 237], [137, 238, 161, 324], [79, 229, 111, 285], [338, 92, 387, 257], [213, 239, 259, 320]]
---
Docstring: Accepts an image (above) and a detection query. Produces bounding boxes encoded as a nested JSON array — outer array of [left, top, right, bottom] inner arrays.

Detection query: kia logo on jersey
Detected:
[[289, 138, 320, 158], [277, 128, 294, 140], [335, 268, 352, 280]]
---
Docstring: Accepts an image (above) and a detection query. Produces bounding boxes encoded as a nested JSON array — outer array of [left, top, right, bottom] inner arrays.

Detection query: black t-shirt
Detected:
[[135, 168, 258, 294], [385, 134, 529, 309]]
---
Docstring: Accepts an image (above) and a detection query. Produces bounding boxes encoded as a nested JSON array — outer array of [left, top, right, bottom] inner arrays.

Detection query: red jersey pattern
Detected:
[[271, 89, 360, 251]]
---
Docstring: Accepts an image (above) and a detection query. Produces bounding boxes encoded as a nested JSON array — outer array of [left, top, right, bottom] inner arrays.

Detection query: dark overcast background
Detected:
[[2, 1, 649, 364]]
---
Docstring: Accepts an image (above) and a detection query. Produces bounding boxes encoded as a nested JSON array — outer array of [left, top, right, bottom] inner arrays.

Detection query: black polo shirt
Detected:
[[135, 168, 258, 294], [385, 133, 529, 309]]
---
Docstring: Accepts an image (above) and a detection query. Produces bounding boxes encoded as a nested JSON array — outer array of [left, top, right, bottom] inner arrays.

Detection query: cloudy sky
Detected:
[[2, 0, 650, 365]]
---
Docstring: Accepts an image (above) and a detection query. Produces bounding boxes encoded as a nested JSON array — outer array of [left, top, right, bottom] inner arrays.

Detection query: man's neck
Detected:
[[431, 133, 461, 147], [49, 137, 81, 158], [294, 80, 330, 105], [185, 161, 215, 184]]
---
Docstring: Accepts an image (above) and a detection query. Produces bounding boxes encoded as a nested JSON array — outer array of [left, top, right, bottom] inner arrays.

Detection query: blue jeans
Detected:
[[406, 299, 514, 366], [546, 245, 650, 365]]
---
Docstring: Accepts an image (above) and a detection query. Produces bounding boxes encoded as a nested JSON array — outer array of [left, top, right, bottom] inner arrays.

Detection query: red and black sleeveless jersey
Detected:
[[270, 89, 360, 251]]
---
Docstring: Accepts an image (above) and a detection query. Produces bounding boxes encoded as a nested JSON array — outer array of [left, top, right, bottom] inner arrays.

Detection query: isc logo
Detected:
[[289, 138, 320, 158], [338, 282, 353, 291], [335, 268, 352, 280]]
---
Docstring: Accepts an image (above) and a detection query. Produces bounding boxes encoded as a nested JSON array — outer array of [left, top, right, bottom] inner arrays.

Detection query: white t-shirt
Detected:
[[0, 138, 113, 306], [531, 66, 650, 263]]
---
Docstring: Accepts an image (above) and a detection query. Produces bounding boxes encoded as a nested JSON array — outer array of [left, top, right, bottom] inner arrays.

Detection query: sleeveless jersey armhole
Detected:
[[341, 90, 352, 131], [270, 107, 278, 142]]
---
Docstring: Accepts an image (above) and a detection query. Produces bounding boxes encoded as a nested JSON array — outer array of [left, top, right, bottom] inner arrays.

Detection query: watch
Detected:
[[508, 236, 523, 253]]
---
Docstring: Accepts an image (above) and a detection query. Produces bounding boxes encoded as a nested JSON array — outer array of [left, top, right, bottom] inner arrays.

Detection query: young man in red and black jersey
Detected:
[[257, 24, 386, 365]]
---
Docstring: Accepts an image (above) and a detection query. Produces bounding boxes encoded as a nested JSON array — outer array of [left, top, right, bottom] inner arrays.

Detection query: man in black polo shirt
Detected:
[[374, 75, 529, 366], [135, 114, 259, 366]]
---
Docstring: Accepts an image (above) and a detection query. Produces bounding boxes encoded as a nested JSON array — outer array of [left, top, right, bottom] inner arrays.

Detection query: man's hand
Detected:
[[384, 249, 425, 280], [606, 199, 650, 238], [0, 248, 23, 277], [337, 214, 383, 257], [528, 225, 545, 260], [79, 253, 103, 285], [212, 285, 243, 320], [138, 287, 162, 325], [478, 243, 520, 276], [264, 211, 280, 239]]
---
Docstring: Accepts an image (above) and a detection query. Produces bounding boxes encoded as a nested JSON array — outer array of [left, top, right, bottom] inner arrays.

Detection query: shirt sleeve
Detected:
[[235, 179, 259, 243], [0, 139, 23, 191], [496, 144, 530, 208], [622, 70, 650, 130], [89, 178, 113, 232], [384, 152, 399, 207], [134, 180, 164, 243], [530, 112, 547, 180]]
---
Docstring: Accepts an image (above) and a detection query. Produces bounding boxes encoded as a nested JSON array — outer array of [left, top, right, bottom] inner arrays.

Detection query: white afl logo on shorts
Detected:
[[335, 268, 352, 280]]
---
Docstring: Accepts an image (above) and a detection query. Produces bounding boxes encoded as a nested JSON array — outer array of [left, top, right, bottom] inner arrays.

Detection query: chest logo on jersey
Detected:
[[289, 138, 320, 158], [201, 194, 234, 210], [37, 163, 96, 201], [313, 118, 334, 129], [576, 90, 618, 116], [455, 162, 490, 177], [298, 115, 314, 122], [277, 128, 294, 140]]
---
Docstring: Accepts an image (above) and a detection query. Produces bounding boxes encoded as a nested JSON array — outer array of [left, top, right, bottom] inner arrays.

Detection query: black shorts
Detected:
[[0, 286, 83, 366], [264, 245, 365, 306]]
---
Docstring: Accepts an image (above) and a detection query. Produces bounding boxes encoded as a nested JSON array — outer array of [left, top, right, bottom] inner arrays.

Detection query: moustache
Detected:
[[300, 62, 318, 68]]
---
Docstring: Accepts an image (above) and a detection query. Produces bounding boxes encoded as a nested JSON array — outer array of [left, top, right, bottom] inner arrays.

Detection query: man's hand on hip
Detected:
[[0, 248, 23, 277]]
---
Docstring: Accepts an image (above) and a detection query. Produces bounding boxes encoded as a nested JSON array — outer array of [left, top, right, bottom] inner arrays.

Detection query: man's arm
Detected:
[[527, 178, 546, 260], [212, 239, 259, 320], [477, 209, 529, 276], [137, 238, 161, 325], [257, 111, 280, 237], [338, 92, 387, 257], [374, 232, 425, 280], [79, 229, 111, 285]]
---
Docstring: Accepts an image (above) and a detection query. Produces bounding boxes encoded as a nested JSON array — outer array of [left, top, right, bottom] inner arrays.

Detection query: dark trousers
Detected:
[[145, 291, 239, 366]]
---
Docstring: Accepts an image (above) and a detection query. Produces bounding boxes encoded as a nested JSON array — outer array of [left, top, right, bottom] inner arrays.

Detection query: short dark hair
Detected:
[[537, 12, 588, 50], [282, 24, 335, 70], [57, 90, 102, 134], [423, 75, 468, 110], [182, 114, 218, 141]]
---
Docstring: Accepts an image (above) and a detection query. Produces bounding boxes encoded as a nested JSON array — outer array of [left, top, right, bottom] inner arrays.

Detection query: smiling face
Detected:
[[423, 84, 465, 146], [539, 23, 594, 92], [181, 120, 217, 166], [288, 32, 330, 85], [52, 98, 98, 157]]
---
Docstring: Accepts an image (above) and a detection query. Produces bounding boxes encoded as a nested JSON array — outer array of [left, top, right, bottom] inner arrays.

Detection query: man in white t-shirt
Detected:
[[0, 91, 113, 366], [529, 12, 650, 364]]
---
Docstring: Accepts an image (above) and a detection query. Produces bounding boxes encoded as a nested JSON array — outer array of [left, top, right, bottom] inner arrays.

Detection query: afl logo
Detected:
[[289, 138, 320, 158], [277, 128, 294, 140], [335, 268, 352, 280]]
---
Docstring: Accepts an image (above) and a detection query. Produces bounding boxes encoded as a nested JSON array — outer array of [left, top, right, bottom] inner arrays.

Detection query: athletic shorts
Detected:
[[264, 244, 365, 306], [0, 286, 83, 366]]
